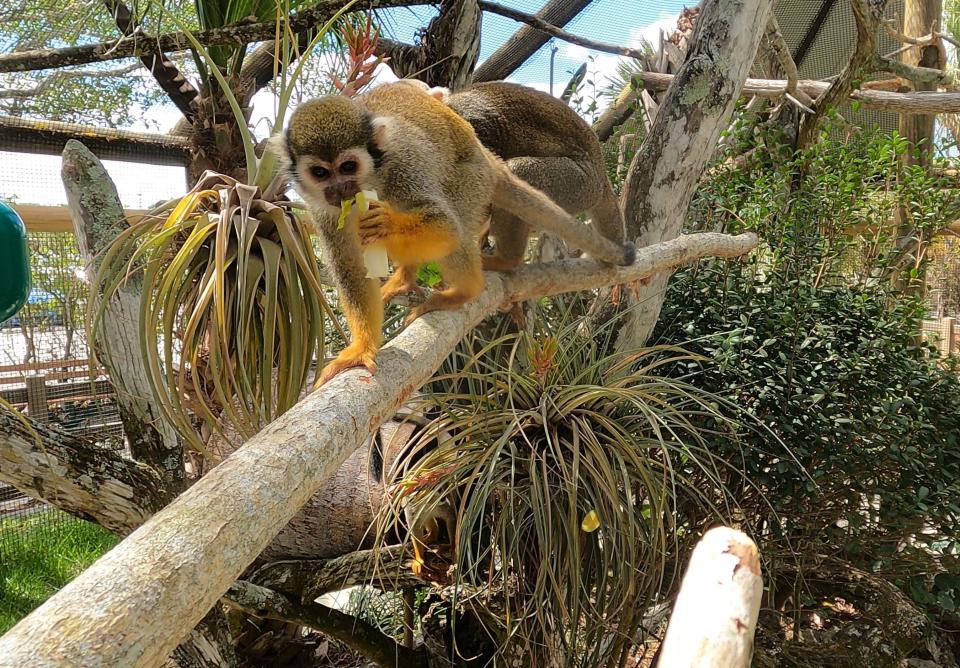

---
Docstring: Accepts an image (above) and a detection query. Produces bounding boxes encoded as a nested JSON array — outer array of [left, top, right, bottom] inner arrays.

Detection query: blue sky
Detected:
[[379, 0, 688, 91]]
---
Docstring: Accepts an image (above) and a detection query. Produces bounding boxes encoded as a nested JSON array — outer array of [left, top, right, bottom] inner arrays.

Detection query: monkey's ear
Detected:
[[427, 86, 450, 103], [370, 116, 393, 149]]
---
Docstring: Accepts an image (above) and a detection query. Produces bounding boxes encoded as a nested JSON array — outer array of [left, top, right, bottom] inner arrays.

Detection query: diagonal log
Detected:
[[0, 231, 757, 668], [0, 408, 164, 533]]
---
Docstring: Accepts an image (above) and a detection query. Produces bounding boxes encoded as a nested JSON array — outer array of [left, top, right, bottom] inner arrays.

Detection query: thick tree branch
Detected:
[[630, 70, 960, 114], [224, 581, 427, 668], [477, 0, 643, 60], [0, 406, 164, 534], [63, 140, 186, 497], [765, 16, 815, 108], [252, 545, 423, 601], [0, 231, 758, 668], [616, 0, 771, 351], [102, 0, 200, 121], [0, 0, 418, 74], [474, 0, 591, 82], [797, 0, 887, 149], [874, 54, 956, 86]]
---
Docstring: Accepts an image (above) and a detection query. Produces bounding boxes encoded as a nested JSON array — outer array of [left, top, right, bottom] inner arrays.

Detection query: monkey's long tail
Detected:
[[493, 169, 635, 266]]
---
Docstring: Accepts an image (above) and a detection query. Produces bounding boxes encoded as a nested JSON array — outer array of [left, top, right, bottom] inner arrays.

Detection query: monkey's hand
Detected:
[[314, 340, 378, 387], [358, 200, 397, 246]]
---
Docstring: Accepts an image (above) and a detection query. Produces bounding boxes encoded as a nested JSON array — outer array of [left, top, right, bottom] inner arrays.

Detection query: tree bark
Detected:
[[473, 0, 591, 82], [0, 407, 163, 533], [224, 581, 427, 667], [899, 0, 944, 168], [63, 140, 186, 499], [615, 0, 773, 352], [385, 0, 481, 91], [0, 231, 757, 668]]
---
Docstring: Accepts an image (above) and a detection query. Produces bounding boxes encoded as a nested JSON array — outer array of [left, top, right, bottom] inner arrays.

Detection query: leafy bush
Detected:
[[652, 126, 960, 620]]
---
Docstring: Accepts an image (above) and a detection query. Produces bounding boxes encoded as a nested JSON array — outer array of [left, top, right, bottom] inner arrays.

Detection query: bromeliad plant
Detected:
[[377, 299, 767, 666], [89, 5, 362, 454]]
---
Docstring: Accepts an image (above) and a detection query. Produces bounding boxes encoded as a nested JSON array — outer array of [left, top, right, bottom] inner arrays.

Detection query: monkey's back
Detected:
[[360, 83, 480, 163], [445, 81, 602, 164], [358, 82, 496, 238]]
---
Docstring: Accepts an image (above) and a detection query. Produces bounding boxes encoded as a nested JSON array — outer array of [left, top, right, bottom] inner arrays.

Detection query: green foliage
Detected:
[[653, 127, 960, 620], [381, 302, 751, 665], [0, 512, 117, 633]]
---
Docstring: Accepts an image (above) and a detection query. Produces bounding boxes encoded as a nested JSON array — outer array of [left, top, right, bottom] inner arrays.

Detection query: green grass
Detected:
[[0, 511, 117, 633]]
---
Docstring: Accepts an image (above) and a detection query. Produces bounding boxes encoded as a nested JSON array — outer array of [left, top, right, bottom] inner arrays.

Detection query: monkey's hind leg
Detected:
[[482, 208, 528, 272], [381, 265, 424, 305], [315, 277, 383, 387], [405, 246, 484, 325]]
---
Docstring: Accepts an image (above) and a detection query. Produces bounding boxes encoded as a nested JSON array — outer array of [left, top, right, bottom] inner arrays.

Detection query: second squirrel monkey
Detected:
[[273, 82, 634, 385]]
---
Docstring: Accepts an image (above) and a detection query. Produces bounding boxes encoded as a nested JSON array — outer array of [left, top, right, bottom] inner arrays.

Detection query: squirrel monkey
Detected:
[[272, 82, 634, 385], [444, 81, 628, 270]]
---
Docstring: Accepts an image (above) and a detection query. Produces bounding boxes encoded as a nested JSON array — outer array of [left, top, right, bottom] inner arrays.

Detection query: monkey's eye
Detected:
[[339, 160, 358, 175], [309, 166, 330, 180]]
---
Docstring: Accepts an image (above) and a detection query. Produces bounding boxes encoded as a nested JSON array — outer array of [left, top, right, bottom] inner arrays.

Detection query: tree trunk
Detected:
[[615, 0, 773, 352], [385, 0, 481, 91], [63, 140, 186, 498]]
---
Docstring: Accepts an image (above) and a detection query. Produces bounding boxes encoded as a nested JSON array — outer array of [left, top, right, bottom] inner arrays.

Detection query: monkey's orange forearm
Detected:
[[360, 203, 461, 265]]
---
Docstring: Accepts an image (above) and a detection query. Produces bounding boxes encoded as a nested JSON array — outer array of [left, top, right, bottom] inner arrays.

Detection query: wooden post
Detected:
[[656, 527, 763, 668], [942, 317, 955, 355], [24, 375, 48, 424]]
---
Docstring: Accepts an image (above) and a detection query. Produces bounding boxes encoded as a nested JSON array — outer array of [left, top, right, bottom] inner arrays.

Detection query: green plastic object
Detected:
[[0, 201, 30, 324]]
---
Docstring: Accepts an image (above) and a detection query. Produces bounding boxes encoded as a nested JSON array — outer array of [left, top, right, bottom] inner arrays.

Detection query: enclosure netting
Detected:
[[0, 0, 957, 599]]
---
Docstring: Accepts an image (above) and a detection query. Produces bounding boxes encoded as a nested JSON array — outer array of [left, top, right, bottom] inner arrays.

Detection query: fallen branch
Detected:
[[224, 581, 427, 668], [0, 231, 758, 667]]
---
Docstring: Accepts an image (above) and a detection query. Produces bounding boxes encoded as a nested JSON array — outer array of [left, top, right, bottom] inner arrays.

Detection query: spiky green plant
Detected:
[[89, 6, 355, 453], [377, 300, 764, 666]]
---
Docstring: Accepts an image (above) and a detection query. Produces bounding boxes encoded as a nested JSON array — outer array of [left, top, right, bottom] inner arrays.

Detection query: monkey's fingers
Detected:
[[314, 345, 378, 387], [358, 210, 393, 245]]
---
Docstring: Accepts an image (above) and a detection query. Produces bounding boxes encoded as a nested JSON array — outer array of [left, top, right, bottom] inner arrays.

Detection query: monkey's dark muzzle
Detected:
[[324, 181, 360, 206]]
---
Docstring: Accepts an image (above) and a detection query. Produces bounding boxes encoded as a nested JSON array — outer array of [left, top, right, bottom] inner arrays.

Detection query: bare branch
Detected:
[[0, 231, 758, 667], [224, 581, 428, 668], [765, 16, 815, 106], [631, 70, 960, 114], [0, 63, 140, 100], [0, 0, 419, 74], [0, 405, 164, 534], [874, 54, 956, 87], [474, 0, 591, 82], [477, 0, 643, 60], [252, 545, 424, 600], [797, 0, 888, 149]]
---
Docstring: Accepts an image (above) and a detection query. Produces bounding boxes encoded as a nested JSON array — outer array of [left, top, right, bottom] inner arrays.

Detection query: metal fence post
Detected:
[[942, 317, 956, 356]]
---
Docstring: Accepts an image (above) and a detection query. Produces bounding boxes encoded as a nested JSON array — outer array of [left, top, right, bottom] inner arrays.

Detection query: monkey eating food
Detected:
[[272, 82, 634, 386]]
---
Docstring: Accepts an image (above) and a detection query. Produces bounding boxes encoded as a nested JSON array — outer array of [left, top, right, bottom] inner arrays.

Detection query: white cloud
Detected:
[[629, 13, 681, 50]]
